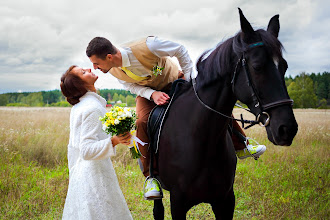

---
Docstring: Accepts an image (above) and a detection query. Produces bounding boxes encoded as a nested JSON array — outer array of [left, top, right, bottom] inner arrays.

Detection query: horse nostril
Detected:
[[278, 125, 290, 140], [278, 124, 298, 142]]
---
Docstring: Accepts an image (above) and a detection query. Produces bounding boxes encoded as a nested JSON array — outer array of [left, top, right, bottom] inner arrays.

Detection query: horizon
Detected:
[[1, 70, 329, 94]]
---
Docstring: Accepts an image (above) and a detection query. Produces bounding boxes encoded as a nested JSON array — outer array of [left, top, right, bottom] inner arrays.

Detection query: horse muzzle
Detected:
[[265, 108, 298, 146]]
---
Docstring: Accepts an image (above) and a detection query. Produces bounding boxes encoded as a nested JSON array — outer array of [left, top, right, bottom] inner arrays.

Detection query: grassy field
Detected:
[[0, 107, 329, 219]]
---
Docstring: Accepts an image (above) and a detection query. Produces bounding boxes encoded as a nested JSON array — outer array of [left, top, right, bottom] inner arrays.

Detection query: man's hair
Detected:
[[60, 65, 88, 105], [86, 37, 117, 59]]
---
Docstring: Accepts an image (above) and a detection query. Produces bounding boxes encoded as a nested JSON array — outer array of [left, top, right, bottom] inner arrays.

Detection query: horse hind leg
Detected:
[[153, 199, 164, 220], [211, 189, 235, 219]]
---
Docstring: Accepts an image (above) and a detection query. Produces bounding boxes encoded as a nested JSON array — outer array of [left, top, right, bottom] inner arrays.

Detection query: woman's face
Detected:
[[71, 67, 98, 88]]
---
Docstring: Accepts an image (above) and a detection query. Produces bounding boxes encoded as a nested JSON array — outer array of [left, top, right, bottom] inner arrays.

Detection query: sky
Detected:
[[0, 0, 329, 94]]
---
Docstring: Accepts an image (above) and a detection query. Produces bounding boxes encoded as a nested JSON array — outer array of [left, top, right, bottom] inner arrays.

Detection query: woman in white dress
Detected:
[[60, 65, 133, 220]]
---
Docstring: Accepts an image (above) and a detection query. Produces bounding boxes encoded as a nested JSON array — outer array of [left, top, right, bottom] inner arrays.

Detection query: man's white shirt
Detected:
[[116, 36, 195, 100]]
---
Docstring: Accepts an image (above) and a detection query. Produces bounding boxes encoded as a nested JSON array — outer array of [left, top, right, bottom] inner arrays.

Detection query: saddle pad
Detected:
[[147, 79, 186, 153]]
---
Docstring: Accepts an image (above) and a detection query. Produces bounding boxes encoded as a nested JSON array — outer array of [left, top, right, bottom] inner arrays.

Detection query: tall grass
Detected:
[[0, 107, 329, 219], [0, 107, 70, 219]]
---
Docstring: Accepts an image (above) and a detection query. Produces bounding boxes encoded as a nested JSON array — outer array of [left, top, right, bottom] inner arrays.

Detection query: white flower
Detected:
[[102, 124, 107, 131], [114, 119, 120, 125]]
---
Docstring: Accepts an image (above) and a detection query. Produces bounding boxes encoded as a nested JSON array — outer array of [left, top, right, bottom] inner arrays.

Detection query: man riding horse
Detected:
[[86, 36, 266, 200]]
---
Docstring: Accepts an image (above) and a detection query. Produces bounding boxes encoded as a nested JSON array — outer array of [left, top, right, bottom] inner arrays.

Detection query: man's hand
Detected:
[[151, 91, 170, 105], [178, 70, 185, 79], [111, 132, 132, 146]]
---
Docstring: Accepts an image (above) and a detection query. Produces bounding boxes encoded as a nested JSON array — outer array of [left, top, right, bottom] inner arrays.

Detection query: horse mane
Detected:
[[196, 29, 284, 89]]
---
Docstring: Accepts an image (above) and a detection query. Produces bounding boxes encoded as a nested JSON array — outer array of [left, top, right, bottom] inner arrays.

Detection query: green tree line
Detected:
[[0, 71, 328, 108], [285, 71, 329, 108], [0, 89, 136, 107]]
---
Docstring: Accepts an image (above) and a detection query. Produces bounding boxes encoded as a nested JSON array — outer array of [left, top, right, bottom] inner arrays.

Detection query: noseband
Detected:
[[193, 41, 293, 129]]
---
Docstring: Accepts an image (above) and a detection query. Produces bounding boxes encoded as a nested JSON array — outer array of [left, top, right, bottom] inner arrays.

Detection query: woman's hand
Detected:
[[151, 91, 170, 105], [111, 132, 132, 146]]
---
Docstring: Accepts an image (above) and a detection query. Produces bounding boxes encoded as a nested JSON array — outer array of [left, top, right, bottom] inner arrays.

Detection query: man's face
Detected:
[[89, 54, 113, 73]]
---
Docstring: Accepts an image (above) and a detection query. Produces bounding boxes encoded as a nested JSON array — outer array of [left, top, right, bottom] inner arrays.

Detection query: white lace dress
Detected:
[[62, 92, 132, 220]]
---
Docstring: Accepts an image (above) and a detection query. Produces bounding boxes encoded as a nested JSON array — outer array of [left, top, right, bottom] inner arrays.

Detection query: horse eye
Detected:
[[252, 65, 262, 72]]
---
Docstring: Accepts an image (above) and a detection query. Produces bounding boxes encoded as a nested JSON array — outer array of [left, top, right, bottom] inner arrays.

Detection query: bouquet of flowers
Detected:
[[99, 106, 144, 159]]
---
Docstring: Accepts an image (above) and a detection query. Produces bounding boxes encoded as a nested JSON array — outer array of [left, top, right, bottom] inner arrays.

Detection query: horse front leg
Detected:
[[153, 199, 164, 220], [210, 188, 235, 220], [169, 190, 193, 220]]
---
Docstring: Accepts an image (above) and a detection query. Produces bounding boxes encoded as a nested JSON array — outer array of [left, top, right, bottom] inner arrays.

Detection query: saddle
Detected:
[[147, 79, 186, 154]]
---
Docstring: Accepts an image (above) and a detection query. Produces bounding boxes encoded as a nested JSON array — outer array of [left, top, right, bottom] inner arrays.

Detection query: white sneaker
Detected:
[[143, 177, 163, 200], [236, 138, 266, 160]]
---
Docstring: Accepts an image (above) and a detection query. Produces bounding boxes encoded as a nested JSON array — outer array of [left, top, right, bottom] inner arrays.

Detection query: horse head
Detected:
[[232, 8, 298, 146]]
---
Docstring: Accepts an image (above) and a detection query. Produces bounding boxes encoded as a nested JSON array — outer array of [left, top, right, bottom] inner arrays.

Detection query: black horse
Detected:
[[152, 8, 298, 219]]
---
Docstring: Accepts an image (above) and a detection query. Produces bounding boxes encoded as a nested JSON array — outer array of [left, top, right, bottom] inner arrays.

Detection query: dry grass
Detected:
[[233, 108, 329, 219], [0, 107, 329, 219], [0, 107, 70, 167]]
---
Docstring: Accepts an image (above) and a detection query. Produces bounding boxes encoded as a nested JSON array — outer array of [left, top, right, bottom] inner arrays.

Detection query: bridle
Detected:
[[192, 41, 293, 129]]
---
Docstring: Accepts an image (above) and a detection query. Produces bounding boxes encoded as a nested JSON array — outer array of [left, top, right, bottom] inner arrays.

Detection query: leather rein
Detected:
[[192, 41, 293, 129]]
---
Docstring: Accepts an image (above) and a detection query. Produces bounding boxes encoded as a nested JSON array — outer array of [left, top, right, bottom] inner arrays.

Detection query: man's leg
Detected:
[[231, 119, 248, 151], [135, 96, 162, 200], [135, 96, 156, 177]]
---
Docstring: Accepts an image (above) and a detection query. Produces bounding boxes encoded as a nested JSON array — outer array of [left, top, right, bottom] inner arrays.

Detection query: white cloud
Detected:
[[0, 0, 329, 93]]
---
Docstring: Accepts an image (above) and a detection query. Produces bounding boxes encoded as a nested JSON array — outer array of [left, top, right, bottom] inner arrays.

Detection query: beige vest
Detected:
[[109, 38, 179, 91]]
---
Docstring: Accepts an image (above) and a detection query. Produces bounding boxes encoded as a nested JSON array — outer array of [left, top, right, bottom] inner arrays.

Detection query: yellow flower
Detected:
[[100, 106, 137, 151]]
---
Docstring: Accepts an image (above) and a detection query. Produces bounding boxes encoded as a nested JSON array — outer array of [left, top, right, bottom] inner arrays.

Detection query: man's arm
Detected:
[[116, 36, 194, 105], [118, 79, 156, 100], [146, 36, 195, 81], [118, 79, 169, 105]]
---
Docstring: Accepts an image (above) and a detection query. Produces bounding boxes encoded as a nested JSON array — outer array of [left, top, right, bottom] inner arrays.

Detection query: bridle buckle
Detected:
[[257, 112, 270, 127]]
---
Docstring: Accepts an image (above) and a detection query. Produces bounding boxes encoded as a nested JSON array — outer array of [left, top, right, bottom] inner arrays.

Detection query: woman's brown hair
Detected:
[[60, 65, 88, 105]]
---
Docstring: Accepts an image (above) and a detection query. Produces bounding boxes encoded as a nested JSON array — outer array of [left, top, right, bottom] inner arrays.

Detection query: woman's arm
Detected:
[[79, 107, 116, 160]]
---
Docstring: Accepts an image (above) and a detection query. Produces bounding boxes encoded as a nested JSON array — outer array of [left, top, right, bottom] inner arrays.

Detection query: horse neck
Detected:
[[194, 73, 237, 124], [196, 41, 240, 112]]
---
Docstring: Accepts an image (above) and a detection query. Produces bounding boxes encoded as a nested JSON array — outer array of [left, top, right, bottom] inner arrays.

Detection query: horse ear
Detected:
[[267, 15, 280, 38], [238, 8, 254, 35]]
